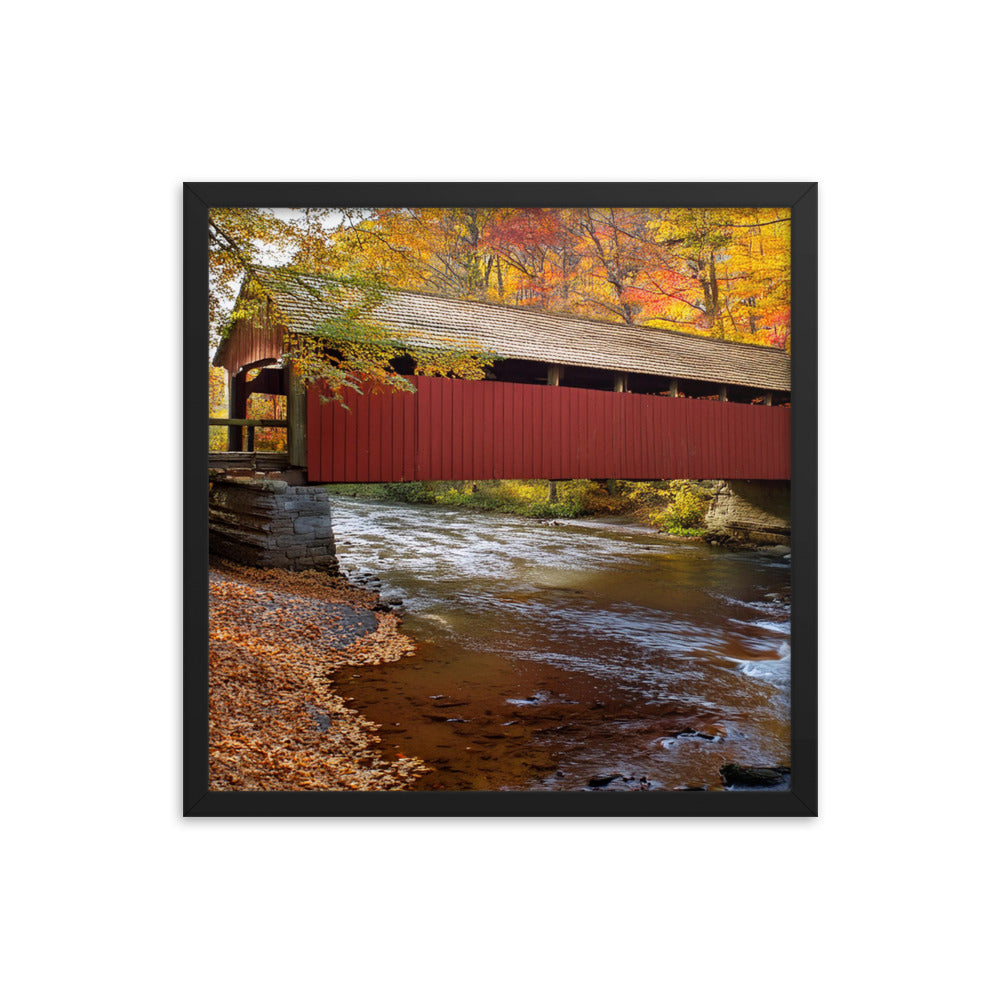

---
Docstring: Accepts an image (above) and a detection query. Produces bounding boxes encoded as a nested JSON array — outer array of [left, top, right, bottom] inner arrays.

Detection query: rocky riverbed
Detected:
[[208, 559, 428, 791]]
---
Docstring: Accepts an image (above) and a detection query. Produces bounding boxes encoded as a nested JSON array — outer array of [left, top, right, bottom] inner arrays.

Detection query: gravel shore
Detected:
[[208, 559, 429, 791]]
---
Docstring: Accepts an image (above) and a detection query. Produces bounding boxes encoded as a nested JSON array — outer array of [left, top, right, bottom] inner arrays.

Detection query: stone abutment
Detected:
[[209, 477, 338, 573], [703, 480, 791, 548]]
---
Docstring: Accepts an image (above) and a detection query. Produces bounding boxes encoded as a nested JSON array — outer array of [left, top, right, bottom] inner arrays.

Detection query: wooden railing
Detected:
[[209, 417, 287, 452]]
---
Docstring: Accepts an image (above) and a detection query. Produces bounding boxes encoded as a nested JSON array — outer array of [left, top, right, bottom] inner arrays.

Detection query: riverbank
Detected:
[[327, 478, 714, 536], [208, 558, 428, 791]]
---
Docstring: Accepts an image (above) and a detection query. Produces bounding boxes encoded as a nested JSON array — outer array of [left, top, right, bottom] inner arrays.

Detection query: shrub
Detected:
[[651, 482, 711, 533]]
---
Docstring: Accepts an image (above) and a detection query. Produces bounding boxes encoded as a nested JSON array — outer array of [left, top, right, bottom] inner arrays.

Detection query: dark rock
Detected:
[[587, 773, 624, 788], [720, 763, 791, 787]]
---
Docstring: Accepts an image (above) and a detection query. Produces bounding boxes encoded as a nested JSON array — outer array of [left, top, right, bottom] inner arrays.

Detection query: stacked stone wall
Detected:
[[209, 478, 338, 573], [703, 479, 791, 548]]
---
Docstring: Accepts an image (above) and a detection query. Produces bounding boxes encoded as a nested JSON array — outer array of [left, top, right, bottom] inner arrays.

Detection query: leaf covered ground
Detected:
[[208, 559, 429, 791]]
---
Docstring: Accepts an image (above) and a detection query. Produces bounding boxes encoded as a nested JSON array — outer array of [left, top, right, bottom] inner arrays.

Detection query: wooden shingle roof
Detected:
[[244, 268, 791, 393]]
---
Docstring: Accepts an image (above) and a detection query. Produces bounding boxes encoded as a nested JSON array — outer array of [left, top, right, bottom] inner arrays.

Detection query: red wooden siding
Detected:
[[306, 376, 790, 483], [215, 301, 285, 375]]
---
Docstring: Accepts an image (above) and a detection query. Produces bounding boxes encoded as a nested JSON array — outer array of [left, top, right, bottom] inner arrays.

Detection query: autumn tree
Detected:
[[209, 208, 496, 405], [324, 206, 790, 349]]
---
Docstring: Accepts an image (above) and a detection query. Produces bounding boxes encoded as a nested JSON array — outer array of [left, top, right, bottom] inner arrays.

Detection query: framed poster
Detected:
[[184, 182, 817, 817]]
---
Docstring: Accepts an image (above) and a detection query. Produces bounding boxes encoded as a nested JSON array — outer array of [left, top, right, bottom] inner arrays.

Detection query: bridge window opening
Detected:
[[488, 359, 553, 385], [726, 385, 760, 405], [555, 365, 622, 390], [390, 355, 417, 376]]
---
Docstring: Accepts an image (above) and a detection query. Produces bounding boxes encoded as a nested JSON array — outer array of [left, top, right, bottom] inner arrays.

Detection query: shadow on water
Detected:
[[331, 497, 791, 792]]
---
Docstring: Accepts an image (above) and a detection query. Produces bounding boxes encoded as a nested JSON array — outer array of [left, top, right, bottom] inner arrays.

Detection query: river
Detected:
[[331, 497, 791, 792]]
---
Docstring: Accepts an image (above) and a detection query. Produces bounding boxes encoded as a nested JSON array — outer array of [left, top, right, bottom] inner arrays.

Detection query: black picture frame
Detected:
[[184, 182, 817, 818]]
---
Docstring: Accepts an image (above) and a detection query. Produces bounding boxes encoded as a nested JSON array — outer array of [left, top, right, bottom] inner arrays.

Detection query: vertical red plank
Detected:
[[496, 382, 507, 479], [430, 376, 440, 480], [707, 401, 718, 482], [428, 378, 440, 481], [780, 406, 792, 479], [591, 390, 603, 479], [449, 381, 460, 480], [332, 390, 345, 483], [575, 388, 585, 478], [456, 381, 467, 480], [450, 381, 461, 481], [608, 390, 625, 479], [550, 385, 561, 481], [495, 382, 505, 479], [570, 389, 591, 479], [737, 403, 746, 479], [417, 377, 428, 481], [755, 404, 765, 479], [632, 395, 642, 480], [322, 388, 334, 484], [721, 401, 731, 480], [509, 384, 521, 480], [379, 390, 391, 482], [539, 386, 551, 482], [697, 400, 708, 482], [647, 396, 658, 480], [523, 385, 534, 479], [533, 384, 544, 480], [689, 399, 700, 479], [363, 389, 377, 482], [739, 404, 749, 480], [570, 388, 582, 479], [617, 392, 627, 478], [464, 382, 476, 480], [515, 385, 537, 479], [509, 381, 519, 479], [697, 400, 707, 481], [486, 382, 495, 480], [762, 405, 772, 478], [629, 394, 640, 479], [391, 390, 402, 481], [559, 386, 568, 481], [487, 381, 498, 480], [469, 382, 489, 481], [744, 404, 753, 479], [320, 391, 331, 483], [660, 397, 670, 479], [358, 387, 373, 481], [714, 401, 723, 480], [403, 382, 414, 480], [644, 396, 654, 480], [541, 386, 551, 480], [342, 392, 356, 483]]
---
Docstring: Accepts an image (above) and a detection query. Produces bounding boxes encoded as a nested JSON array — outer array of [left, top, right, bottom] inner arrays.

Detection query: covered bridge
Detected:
[[212, 268, 791, 483]]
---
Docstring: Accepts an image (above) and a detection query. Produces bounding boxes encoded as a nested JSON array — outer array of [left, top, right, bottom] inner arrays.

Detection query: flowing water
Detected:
[[331, 497, 791, 792]]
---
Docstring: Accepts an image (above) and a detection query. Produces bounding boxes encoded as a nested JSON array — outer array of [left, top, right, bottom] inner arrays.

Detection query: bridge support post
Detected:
[[287, 363, 306, 468], [227, 370, 248, 451]]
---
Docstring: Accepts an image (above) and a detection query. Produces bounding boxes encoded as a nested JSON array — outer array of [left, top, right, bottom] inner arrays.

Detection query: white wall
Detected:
[[5, 3, 994, 998]]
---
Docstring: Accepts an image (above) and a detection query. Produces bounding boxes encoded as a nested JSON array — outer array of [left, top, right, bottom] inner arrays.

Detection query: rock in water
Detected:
[[720, 763, 791, 787], [587, 773, 624, 788]]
